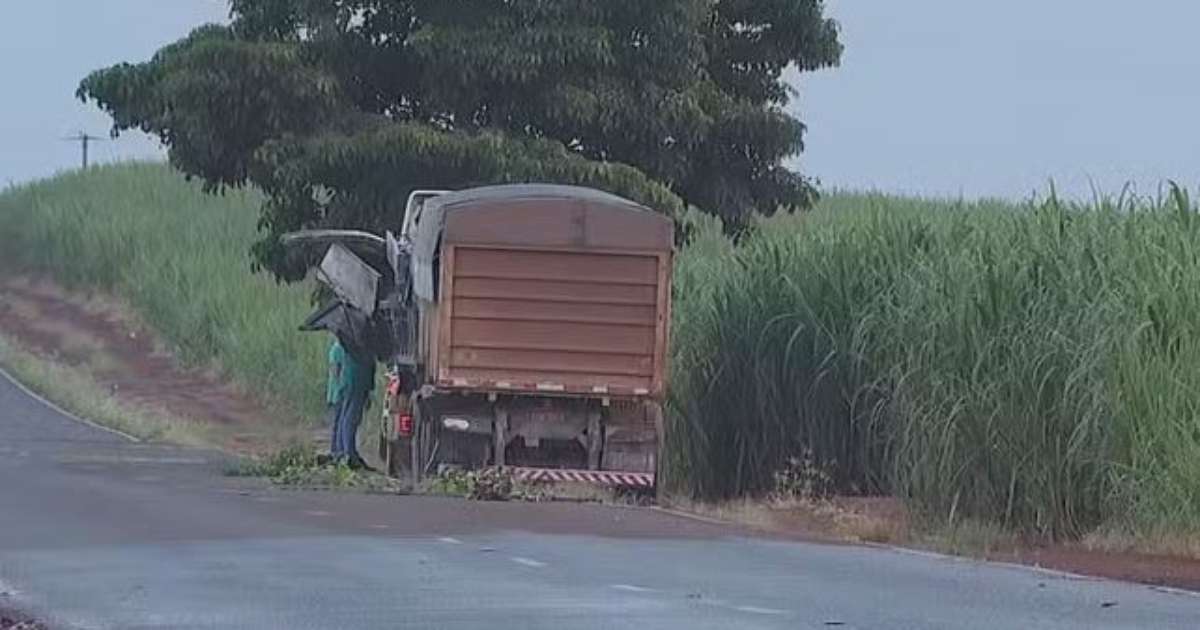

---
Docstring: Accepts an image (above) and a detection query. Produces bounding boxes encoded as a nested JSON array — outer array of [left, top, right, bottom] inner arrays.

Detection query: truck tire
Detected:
[[410, 398, 425, 486]]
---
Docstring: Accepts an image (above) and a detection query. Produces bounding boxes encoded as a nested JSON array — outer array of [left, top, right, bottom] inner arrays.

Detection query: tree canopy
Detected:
[[79, 0, 841, 280]]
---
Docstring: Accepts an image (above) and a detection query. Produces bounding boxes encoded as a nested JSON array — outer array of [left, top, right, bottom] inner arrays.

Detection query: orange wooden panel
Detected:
[[454, 277, 658, 306], [442, 367, 651, 392], [450, 318, 654, 355], [443, 198, 673, 251], [449, 347, 654, 377], [454, 247, 658, 286], [453, 297, 657, 327]]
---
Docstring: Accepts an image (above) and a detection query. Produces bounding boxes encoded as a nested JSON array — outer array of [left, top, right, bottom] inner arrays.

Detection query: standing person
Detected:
[[326, 339, 346, 452], [334, 344, 376, 470]]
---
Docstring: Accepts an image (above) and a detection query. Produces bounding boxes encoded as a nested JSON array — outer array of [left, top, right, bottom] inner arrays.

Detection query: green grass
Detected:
[[670, 186, 1200, 540], [0, 162, 326, 421]]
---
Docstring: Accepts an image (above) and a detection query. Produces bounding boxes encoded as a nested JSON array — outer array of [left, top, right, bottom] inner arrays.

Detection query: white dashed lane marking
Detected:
[[302, 510, 331, 517], [610, 584, 655, 593], [734, 605, 788, 616], [423, 539, 788, 618]]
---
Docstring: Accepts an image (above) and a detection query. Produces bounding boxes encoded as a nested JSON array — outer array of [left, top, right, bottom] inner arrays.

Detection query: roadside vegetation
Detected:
[[226, 444, 404, 493], [4, 163, 1200, 549], [670, 186, 1200, 543], [0, 333, 208, 445], [0, 163, 325, 419]]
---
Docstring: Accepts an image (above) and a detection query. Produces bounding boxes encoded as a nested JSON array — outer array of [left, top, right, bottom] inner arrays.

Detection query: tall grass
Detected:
[[0, 162, 326, 419], [671, 187, 1200, 539]]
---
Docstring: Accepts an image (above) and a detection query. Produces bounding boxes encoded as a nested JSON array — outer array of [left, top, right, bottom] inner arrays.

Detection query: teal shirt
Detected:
[[328, 341, 375, 405], [326, 341, 346, 405]]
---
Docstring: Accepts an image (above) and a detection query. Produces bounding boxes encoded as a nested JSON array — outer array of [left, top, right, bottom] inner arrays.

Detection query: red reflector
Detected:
[[397, 413, 413, 438]]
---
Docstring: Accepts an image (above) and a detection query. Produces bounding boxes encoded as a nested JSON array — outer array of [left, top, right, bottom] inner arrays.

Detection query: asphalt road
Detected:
[[1, 370, 1198, 629]]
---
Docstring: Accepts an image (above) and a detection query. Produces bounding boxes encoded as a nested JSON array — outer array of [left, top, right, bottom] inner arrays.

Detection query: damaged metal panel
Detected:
[[386, 230, 405, 287], [318, 243, 381, 316], [410, 198, 446, 303], [298, 300, 374, 363]]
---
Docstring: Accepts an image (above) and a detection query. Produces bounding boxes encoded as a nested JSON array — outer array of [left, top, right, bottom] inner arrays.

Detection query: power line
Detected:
[[62, 132, 107, 170]]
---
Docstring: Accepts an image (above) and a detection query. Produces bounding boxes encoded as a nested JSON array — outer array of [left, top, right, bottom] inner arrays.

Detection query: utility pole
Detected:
[[62, 132, 106, 170]]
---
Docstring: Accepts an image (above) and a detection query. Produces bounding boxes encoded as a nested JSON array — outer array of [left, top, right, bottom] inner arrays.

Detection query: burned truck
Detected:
[[289, 185, 673, 490]]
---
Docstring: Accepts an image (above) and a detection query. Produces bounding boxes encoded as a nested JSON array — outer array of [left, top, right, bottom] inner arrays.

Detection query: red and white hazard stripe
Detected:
[[505, 467, 654, 488]]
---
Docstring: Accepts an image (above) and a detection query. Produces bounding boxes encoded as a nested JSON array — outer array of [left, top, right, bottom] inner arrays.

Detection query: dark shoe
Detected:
[[347, 457, 376, 473]]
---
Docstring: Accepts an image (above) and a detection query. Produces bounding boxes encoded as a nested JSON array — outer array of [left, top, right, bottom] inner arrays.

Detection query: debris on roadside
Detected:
[[0, 611, 49, 630], [225, 445, 406, 494]]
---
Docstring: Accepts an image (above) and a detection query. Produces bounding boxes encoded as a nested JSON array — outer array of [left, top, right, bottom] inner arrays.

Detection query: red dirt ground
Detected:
[[0, 276, 317, 454], [990, 546, 1200, 593]]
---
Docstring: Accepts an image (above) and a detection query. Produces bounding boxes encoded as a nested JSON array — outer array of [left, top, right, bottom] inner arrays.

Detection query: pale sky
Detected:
[[0, 1, 228, 187], [796, 0, 1200, 199], [3, 1, 1198, 200]]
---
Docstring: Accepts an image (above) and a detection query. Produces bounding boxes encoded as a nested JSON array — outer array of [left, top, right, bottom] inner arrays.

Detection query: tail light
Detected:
[[397, 413, 414, 438], [386, 372, 412, 439]]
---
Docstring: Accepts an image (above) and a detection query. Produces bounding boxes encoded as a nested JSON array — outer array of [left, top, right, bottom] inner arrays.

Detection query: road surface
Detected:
[[1, 370, 1197, 629]]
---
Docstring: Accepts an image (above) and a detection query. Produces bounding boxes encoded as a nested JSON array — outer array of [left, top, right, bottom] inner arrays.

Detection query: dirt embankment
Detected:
[[0, 276, 320, 455]]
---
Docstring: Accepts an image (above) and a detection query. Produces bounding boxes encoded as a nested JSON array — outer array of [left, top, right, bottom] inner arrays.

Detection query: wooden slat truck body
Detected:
[[290, 184, 673, 489]]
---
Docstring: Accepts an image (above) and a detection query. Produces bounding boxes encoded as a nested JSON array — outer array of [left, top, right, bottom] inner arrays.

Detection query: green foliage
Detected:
[[0, 163, 326, 418], [428, 467, 515, 501], [230, 444, 403, 491], [670, 187, 1200, 539], [77, 1, 842, 277], [251, 121, 688, 279], [228, 443, 320, 477]]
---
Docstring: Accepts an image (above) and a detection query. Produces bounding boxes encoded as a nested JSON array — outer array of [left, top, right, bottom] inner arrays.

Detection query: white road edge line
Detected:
[[510, 557, 547, 568], [0, 363, 140, 443], [438, 536, 463, 545], [610, 584, 655, 593]]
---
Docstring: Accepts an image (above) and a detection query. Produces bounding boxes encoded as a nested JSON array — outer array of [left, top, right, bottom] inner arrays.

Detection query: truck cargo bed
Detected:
[[436, 244, 667, 397]]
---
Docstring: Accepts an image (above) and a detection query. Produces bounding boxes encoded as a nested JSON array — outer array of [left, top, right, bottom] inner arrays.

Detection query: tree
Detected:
[[79, 0, 841, 280]]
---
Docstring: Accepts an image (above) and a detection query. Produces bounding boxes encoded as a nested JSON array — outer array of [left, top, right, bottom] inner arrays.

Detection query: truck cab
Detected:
[[400, 190, 450, 242]]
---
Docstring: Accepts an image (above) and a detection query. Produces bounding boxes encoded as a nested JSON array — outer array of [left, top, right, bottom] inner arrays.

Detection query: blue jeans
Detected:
[[328, 404, 340, 454], [331, 391, 367, 461]]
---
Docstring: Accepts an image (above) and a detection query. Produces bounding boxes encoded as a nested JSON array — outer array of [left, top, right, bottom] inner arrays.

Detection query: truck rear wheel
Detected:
[[410, 398, 425, 486]]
